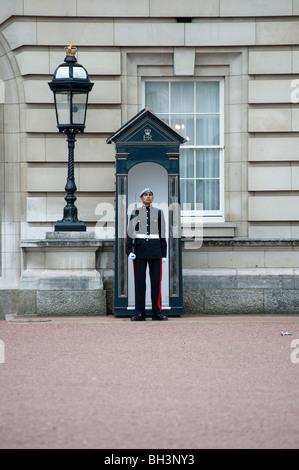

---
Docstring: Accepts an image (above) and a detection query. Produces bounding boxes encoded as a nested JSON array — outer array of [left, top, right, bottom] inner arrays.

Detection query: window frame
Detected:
[[142, 78, 225, 222]]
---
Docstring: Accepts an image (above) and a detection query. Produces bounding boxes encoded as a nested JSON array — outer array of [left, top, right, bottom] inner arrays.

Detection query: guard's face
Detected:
[[141, 192, 154, 206]]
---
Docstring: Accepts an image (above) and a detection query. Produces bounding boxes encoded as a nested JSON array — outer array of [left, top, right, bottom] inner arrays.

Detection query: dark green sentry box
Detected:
[[107, 108, 186, 317]]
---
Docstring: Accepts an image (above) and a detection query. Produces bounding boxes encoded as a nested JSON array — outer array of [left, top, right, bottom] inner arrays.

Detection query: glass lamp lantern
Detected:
[[49, 43, 93, 132]]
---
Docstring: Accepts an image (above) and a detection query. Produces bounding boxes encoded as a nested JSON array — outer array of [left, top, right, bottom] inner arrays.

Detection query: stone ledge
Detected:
[[22, 236, 299, 250], [198, 239, 299, 247], [20, 232, 114, 249]]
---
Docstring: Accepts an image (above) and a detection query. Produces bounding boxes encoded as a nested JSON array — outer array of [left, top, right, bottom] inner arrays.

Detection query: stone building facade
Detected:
[[1, 0, 299, 317]]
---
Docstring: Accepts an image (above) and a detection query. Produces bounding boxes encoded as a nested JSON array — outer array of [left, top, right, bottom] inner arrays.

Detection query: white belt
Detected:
[[135, 234, 159, 239]]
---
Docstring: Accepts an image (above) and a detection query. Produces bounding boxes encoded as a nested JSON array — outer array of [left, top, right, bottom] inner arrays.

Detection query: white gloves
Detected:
[[129, 253, 167, 262]]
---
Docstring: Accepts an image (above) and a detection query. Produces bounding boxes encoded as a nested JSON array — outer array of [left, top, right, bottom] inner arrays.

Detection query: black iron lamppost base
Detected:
[[54, 221, 86, 232], [54, 129, 87, 232]]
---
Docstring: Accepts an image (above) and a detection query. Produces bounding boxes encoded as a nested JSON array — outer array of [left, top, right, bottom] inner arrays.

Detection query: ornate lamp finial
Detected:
[[64, 42, 77, 57]]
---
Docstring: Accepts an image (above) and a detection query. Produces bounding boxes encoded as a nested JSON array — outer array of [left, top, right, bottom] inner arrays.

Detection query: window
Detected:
[[144, 80, 224, 220]]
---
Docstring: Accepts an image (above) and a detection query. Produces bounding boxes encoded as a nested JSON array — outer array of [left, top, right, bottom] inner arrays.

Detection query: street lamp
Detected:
[[48, 43, 94, 231]]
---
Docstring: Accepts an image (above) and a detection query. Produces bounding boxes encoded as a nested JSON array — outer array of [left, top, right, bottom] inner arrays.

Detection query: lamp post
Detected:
[[48, 43, 94, 231]]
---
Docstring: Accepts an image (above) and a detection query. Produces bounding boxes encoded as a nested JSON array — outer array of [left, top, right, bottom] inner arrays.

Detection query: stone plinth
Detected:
[[18, 232, 107, 317]]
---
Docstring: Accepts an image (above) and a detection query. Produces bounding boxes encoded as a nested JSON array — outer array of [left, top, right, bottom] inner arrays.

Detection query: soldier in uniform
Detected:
[[126, 188, 168, 321]]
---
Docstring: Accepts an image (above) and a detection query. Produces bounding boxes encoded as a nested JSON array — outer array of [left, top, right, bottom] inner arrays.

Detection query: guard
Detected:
[[126, 188, 168, 321]]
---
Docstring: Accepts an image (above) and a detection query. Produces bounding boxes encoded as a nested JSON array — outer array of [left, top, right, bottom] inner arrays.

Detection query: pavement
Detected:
[[0, 314, 299, 449]]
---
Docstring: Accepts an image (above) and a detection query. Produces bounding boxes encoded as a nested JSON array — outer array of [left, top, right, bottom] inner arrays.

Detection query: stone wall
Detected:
[[183, 240, 299, 315]]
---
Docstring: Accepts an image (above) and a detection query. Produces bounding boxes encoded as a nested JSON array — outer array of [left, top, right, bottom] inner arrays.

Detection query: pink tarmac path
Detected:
[[0, 315, 299, 449]]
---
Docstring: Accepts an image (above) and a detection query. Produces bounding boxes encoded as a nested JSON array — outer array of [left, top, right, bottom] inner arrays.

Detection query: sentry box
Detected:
[[107, 108, 186, 317]]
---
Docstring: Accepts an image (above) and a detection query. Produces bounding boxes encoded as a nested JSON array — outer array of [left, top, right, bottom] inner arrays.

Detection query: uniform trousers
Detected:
[[133, 258, 162, 317]]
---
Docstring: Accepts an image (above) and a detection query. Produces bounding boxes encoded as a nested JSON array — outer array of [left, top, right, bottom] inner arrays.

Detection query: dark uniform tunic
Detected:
[[126, 205, 167, 317]]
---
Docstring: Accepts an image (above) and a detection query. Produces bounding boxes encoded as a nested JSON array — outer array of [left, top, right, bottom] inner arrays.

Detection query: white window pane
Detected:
[[171, 114, 194, 145], [180, 180, 194, 210], [196, 149, 219, 178], [196, 82, 219, 113], [180, 149, 194, 178], [196, 115, 220, 145], [145, 82, 169, 113], [196, 180, 220, 211], [171, 82, 194, 113]]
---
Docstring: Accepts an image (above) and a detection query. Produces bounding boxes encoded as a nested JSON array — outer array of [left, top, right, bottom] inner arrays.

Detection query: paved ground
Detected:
[[0, 314, 299, 449]]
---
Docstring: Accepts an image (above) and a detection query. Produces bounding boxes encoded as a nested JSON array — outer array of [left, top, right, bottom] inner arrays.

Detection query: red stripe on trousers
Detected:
[[157, 259, 162, 311], [133, 259, 135, 294]]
